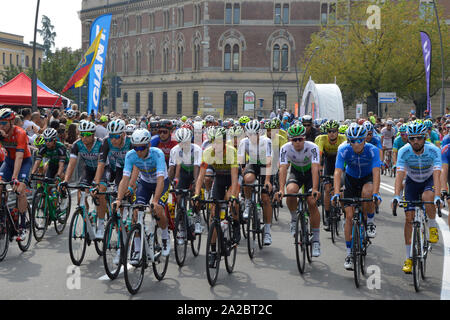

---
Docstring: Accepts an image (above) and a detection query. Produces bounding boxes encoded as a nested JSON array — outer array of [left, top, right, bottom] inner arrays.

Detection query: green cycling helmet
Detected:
[[33, 135, 45, 147], [338, 124, 348, 134], [325, 120, 339, 130], [239, 116, 250, 125], [214, 127, 228, 139], [320, 123, 327, 134], [287, 123, 306, 138], [271, 118, 281, 129]]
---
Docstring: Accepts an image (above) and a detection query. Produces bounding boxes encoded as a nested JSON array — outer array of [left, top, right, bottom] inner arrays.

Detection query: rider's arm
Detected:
[[371, 144, 381, 194], [230, 166, 239, 198], [311, 162, 320, 193], [333, 168, 343, 194], [63, 157, 78, 182], [441, 164, 449, 193], [12, 151, 24, 181], [116, 175, 130, 202], [194, 165, 207, 196], [278, 163, 289, 195], [94, 139, 109, 185]]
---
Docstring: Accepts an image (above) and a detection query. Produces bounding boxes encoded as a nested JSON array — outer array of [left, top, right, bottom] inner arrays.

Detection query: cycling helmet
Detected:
[[159, 119, 174, 130], [239, 116, 250, 125], [206, 126, 217, 141], [78, 120, 96, 132], [175, 128, 192, 143], [100, 115, 109, 123], [222, 120, 233, 129], [0, 108, 15, 121], [325, 120, 339, 130], [363, 120, 374, 133], [287, 123, 306, 138], [423, 119, 433, 128], [399, 124, 408, 133], [42, 128, 58, 140], [204, 115, 215, 123], [107, 119, 126, 134], [320, 123, 327, 134], [346, 123, 367, 140], [125, 124, 135, 135], [230, 125, 244, 137], [264, 120, 272, 129], [214, 127, 228, 139], [130, 118, 137, 125], [149, 121, 159, 129], [386, 120, 395, 126], [181, 116, 188, 122], [66, 109, 76, 119], [245, 119, 261, 134], [338, 124, 348, 134], [181, 122, 194, 132], [407, 121, 427, 136], [131, 128, 151, 145], [302, 115, 312, 124], [194, 116, 202, 122], [33, 135, 45, 147], [271, 118, 281, 129]]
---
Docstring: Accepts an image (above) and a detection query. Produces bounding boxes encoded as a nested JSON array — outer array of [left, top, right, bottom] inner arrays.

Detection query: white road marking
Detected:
[[379, 183, 450, 300]]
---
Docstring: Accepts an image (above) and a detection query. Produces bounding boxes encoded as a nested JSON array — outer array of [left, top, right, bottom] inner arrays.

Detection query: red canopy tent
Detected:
[[0, 73, 63, 107]]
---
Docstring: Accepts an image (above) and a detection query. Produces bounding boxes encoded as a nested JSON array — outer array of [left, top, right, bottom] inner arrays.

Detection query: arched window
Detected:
[[281, 44, 289, 71], [224, 44, 231, 71], [273, 44, 280, 71], [136, 51, 141, 75], [232, 44, 239, 71], [149, 49, 154, 74], [177, 46, 184, 72]]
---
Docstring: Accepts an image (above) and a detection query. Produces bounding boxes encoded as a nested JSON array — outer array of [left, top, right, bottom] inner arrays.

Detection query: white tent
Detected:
[[300, 79, 344, 121]]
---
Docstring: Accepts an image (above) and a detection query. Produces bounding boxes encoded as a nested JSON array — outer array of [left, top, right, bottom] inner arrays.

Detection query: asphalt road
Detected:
[[0, 174, 447, 300]]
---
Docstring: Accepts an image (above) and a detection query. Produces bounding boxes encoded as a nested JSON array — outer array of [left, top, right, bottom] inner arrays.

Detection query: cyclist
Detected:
[[441, 143, 450, 227], [277, 123, 322, 257], [114, 128, 171, 261], [314, 120, 346, 230], [193, 127, 240, 267], [125, 123, 135, 137], [392, 121, 441, 274], [301, 115, 319, 142], [0, 108, 33, 241], [239, 120, 273, 245], [150, 119, 178, 166], [424, 119, 441, 148], [59, 120, 107, 239], [168, 127, 203, 236], [238, 116, 250, 128], [332, 123, 381, 270], [381, 120, 396, 170], [392, 124, 408, 168]]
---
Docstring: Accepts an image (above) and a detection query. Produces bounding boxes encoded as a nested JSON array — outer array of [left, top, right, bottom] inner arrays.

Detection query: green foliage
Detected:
[[38, 15, 56, 58], [0, 64, 32, 82], [301, 0, 450, 110]]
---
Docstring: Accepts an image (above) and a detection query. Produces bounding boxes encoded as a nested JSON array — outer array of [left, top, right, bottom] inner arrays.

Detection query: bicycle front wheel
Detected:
[[412, 226, 422, 292], [174, 211, 188, 267], [206, 222, 221, 286], [295, 212, 306, 274], [246, 208, 256, 259], [352, 221, 361, 288], [0, 212, 9, 262], [124, 224, 146, 295], [102, 218, 123, 280], [152, 225, 169, 281], [17, 204, 33, 252], [55, 190, 71, 234], [225, 220, 237, 274], [68, 208, 87, 266], [31, 191, 48, 242]]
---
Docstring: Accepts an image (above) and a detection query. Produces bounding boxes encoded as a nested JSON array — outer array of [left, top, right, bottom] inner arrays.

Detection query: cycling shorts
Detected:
[[80, 167, 107, 187], [404, 175, 434, 212], [343, 173, 373, 206], [136, 178, 170, 207], [287, 168, 312, 192], [0, 157, 32, 184]]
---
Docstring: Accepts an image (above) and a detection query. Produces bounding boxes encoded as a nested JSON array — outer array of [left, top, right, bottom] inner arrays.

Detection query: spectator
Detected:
[[269, 109, 276, 119], [66, 123, 78, 146], [22, 108, 39, 137], [50, 120, 60, 130], [95, 115, 108, 139], [14, 115, 24, 128], [50, 109, 60, 123]]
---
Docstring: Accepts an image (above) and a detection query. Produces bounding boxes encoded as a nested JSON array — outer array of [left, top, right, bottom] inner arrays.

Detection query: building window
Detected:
[[193, 91, 199, 115], [194, 5, 202, 25], [177, 8, 184, 27], [193, 44, 200, 72], [321, 3, 328, 25], [225, 4, 232, 24], [162, 92, 168, 114], [281, 44, 289, 71], [3, 53, 5, 65], [136, 51, 141, 75], [16, 55, 19, 66], [275, 4, 281, 24], [38, 57, 41, 69], [25, 56, 29, 67], [124, 52, 129, 74], [177, 91, 182, 114], [164, 11, 170, 30], [283, 4, 289, 24], [177, 46, 184, 72], [148, 92, 153, 114], [224, 44, 231, 71], [149, 13, 155, 31], [233, 4, 240, 24], [9, 54, 12, 65], [125, 16, 129, 35], [149, 49, 155, 74], [136, 16, 142, 34], [224, 91, 238, 116], [163, 47, 169, 73], [123, 92, 129, 114], [273, 44, 280, 71], [135, 92, 141, 115], [273, 91, 287, 110], [232, 44, 239, 71]]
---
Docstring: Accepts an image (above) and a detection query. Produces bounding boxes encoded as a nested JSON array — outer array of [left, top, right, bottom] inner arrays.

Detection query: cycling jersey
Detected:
[[396, 142, 441, 183], [314, 134, 347, 155], [168, 144, 202, 172], [392, 136, 408, 153], [280, 141, 320, 172], [441, 144, 450, 166], [70, 138, 103, 170], [150, 135, 178, 165], [99, 136, 132, 170], [123, 147, 168, 184], [335, 142, 381, 179], [442, 134, 450, 148], [367, 135, 382, 150], [305, 127, 320, 143], [238, 136, 272, 165], [427, 129, 440, 146], [381, 127, 395, 149], [35, 141, 68, 165], [0, 126, 31, 159], [200, 145, 238, 175]]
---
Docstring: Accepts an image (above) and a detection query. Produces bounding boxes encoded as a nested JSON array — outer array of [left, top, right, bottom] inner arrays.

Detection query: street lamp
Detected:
[[431, 0, 445, 115], [298, 46, 320, 116]]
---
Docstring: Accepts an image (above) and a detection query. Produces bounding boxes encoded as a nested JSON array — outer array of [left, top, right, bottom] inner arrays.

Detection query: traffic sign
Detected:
[[379, 97, 397, 103]]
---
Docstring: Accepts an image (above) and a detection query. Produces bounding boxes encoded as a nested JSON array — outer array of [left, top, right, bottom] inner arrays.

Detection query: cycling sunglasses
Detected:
[[349, 138, 365, 144], [109, 134, 121, 140], [291, 137, 305, 143], [0, 121, 8, 126], [133, 145, 147, 152], [327, 129, 338, 133], [45, 138, 55, 142], [159, 129, 170, 134], [408, 135, 425, 141], [80, 132, 94, 137]]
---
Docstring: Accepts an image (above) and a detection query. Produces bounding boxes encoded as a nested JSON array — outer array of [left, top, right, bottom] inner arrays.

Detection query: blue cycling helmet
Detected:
[[346, 123, 367, 140], [363, 120, 374, 132], [407, 121, 427, 136], [399, 124, 408, 133], [423, 119, 433, 128]]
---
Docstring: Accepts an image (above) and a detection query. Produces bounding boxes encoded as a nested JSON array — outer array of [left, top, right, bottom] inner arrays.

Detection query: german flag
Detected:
[[61, 29, 103, 93]]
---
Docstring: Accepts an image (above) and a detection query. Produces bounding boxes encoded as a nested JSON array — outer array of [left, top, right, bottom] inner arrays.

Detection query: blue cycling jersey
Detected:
[[70, 138, 103, 170], [392, 136, 407, 152], [442, 134, 450, 148], [396, 142, 441, 183], [335, 142, 381, 179], [123, 147, 167, 183], [442, 144, 450, 165], [367, 135, 382, 150]]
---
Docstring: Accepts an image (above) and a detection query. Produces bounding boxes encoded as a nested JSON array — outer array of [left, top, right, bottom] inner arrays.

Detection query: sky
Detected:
[[0, 0, 82, 50]]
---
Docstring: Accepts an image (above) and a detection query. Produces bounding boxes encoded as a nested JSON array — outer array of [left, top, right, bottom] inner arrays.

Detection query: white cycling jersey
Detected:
[[168, 143, 202, 169], [237, 136, 272, 165], [280, 141, 320, 172]]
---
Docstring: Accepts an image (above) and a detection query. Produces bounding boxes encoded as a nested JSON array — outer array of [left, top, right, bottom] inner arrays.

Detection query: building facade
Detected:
[[0, 32, 44, 83], [80, 0, 449, 119]]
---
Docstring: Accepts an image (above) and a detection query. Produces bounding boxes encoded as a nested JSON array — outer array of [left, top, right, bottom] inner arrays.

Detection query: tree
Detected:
[[38, 15, 57, 58], [0, 64, 32, 83], [301, 0, 450, 114]]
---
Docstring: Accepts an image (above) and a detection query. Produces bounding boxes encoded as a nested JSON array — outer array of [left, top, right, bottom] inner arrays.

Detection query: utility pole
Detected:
[[31, 0, 40, 112]]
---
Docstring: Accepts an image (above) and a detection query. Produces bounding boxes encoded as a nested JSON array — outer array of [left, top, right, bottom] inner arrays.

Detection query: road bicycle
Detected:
[[197, 198, 238, 287], [283, 192, 313, 274], [30, 175, 71, 241], [0, 181, 32, 262], [271, 173, 281, 222], [123, 203, 170, 295], [393, 198, 441, 292], [173, 188, 202, 267], [338, 197, 374, 288]]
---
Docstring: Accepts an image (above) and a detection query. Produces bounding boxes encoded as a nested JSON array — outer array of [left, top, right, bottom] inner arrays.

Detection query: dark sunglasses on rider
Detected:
[[0, 121, 8, 126], [159, 129, 169, 134], [291, 137, 305, 143], [133, 145, 147, 152], [109, 134, 121, 140], [349, 138, 365, 144], [408, 135, 425, 141], [80, 132, 94, 137], [45, 138, 55, 142], [327, 129, 338, 133]]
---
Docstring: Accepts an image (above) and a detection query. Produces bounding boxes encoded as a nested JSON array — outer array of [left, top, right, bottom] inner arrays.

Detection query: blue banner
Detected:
[[420, 31, 432, 116], [87, 14, 112, 115]]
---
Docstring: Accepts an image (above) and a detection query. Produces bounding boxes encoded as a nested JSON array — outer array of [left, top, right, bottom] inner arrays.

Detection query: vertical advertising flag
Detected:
[[420, 31, 432, 116], [88, 14, 112, 115]]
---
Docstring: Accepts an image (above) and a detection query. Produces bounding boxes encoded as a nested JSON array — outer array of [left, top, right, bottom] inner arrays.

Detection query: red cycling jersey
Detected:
[[158, 139, 178, 165], [0, 126, 31, 159]]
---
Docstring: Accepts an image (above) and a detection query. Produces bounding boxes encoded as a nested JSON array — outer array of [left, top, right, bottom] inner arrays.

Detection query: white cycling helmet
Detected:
[[131, 128, 151, 145], [42, 128, 58, 140], [175, 128, 192, 143], [245, 119, 261, 134], [107, 119, 126, 134], [346, 123, 367, 140], [130, 118, 137, 125], [78, 120, 96, 132], [66, 109, 76, 119], [125, 124, 135, 135]]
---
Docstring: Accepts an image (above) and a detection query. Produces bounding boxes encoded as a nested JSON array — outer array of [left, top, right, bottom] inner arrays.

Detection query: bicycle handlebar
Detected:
[[283, 193, 312, 198], [392, 199, 442, 218]]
